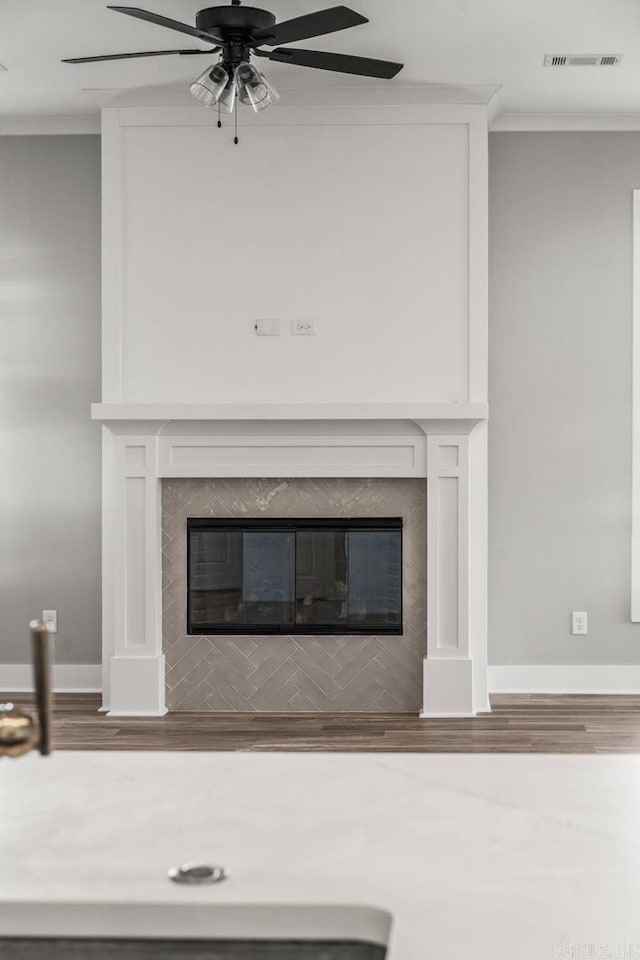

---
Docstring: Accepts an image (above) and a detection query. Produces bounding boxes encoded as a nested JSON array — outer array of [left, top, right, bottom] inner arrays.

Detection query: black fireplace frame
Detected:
[[186, 517, 403, 636]]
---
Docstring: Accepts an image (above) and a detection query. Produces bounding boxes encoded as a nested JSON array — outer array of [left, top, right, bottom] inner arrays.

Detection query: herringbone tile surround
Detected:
[[163, 478, 426, 712]]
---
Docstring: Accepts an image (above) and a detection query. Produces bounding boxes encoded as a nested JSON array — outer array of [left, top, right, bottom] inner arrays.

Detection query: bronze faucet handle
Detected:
[[0, 621, 52, 759], [0, 704, 39, 757], [30, 620, 52, 756]]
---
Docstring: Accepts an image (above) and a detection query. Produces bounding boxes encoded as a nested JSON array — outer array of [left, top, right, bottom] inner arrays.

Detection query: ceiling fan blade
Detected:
[[253, 6, 367, 46], [62, 48, 217, 63], [266, 47, 403, 79], [107, 6, 224, 45]]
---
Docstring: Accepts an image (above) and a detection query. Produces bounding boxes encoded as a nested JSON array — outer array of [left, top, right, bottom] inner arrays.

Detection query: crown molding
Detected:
[[102, 81, 500, 110], [486, 86, 504, 129], [0, 116, 100, 135], [491, 112, 640, 132]]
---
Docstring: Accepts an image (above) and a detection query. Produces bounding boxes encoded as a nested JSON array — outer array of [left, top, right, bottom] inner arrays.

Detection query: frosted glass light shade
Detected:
[[235, 61, 280, 112], [190, 63, 229, 107], [219, 79, 237, 113], [257, 72, 280, 108]]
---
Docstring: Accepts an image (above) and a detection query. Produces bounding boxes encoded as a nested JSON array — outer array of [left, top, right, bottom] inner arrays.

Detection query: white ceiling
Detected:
[[3, 0, 640, 119]]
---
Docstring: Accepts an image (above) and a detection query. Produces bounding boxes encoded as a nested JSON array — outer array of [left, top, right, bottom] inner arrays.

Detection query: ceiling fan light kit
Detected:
[[63, 1, 403, 142]]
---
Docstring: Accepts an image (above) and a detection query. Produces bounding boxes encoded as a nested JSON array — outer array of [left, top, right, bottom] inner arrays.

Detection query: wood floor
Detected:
[[3, 692, 640, 752]]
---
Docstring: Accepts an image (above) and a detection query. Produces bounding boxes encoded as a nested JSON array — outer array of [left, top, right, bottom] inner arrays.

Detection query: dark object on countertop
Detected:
[[0, 939, 387, 960], [0, 621, 52, 758]]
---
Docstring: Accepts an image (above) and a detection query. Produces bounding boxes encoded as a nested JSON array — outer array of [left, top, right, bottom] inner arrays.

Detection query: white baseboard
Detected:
[[419, 711, 477, 718], [0, 664, 102, 693], [4, 662, 640, 699], [489, 665, 640, 694], [106, 709, 168, 717]]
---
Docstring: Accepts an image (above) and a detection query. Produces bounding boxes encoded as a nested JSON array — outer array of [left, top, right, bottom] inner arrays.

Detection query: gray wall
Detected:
[[0, 136, 101, 664], [4, 131, 639, 670], [489, 132, 640, 665]]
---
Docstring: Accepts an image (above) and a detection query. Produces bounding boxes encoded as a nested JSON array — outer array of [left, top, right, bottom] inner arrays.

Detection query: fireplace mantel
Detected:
[[96, 409, 489, 719], [92, 402, 488, 424]]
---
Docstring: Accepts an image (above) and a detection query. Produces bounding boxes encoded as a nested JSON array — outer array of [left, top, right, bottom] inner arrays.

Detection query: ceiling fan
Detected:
[[63, 3, 404, 140]]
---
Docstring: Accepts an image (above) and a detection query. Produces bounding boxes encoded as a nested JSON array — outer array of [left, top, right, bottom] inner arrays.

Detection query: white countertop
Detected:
[[1, 750, 640, 959]]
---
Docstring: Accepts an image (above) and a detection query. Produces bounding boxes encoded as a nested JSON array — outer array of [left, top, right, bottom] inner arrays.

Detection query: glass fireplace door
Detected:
[[187, 519, 402, 635]]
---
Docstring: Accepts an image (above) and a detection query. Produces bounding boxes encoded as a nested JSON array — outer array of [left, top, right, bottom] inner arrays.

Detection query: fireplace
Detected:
[[93, 408, 489, 717], [187, 517, 403, 636], [164, 478, 425, 713]]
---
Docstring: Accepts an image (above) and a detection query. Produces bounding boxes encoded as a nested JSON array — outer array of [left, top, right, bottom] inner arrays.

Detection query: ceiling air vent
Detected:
[[544, 54, 622, 67]]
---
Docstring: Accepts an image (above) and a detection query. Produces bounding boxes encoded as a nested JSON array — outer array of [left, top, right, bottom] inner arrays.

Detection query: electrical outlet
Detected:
[[571, 611, 587, 635], [292, 318, 316, 335], [42, 610, 57, 633]]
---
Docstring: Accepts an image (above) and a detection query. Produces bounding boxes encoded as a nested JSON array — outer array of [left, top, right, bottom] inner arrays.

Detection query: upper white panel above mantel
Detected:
[[102, 102, 488, 408]]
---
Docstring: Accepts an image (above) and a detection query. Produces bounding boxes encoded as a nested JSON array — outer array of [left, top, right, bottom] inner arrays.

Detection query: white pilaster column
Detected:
[[469, 420, 490, 713], [102, 425, 166, 715], [417, 424, 489, 717]]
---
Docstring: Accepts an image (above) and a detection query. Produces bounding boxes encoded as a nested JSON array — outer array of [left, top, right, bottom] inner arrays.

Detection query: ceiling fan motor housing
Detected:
[[195, 6, 276, 40]]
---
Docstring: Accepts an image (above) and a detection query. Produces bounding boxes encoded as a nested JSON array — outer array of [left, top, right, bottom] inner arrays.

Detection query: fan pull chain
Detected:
[[234, 93, 238, 145], [217, 100, 221, 129]]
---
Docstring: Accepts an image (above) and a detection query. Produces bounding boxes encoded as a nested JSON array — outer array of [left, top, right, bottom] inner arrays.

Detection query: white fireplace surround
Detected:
[[92, 402, 489, 718]]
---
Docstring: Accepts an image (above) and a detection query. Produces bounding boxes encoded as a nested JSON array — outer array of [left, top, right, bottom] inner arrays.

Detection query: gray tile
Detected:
[[163, 478, 426, 713]]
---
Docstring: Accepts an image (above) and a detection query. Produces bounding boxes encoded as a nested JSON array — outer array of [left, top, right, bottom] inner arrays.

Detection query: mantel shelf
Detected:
[[91, 402, 489, 423]]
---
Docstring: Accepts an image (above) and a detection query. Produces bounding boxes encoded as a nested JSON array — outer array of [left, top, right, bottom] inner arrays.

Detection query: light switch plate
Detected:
[[254, 318, 280, 336]]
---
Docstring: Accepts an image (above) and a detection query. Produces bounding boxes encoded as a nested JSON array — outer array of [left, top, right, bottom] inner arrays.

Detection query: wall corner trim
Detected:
[[632, 190, 640, 621]]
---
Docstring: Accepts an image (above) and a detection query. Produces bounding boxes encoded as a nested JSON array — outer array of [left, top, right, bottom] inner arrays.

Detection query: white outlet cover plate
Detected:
[[571, 611, 587, 635], [293, 319, 316, 335]]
